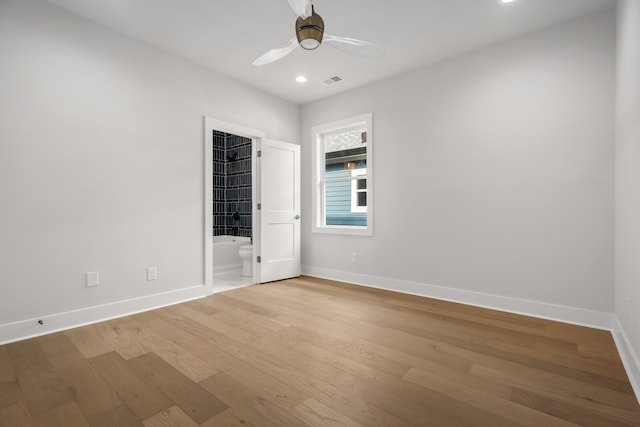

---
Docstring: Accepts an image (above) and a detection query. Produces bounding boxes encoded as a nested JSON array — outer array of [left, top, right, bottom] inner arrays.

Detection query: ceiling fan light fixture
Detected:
[[252, 1, 384, 66], [300, 37, 321, 50], [296, 6, 324, 50]]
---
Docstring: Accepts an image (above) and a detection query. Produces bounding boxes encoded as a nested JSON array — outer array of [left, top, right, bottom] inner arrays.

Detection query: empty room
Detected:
[[1, 0, 640, 425]]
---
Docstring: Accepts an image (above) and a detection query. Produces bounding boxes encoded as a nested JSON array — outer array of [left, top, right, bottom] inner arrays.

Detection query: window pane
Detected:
[[357, 192, 367, 207], [324, 172, 367, 226], [323, 133, 367, 225], [323, 127, 367, 176]]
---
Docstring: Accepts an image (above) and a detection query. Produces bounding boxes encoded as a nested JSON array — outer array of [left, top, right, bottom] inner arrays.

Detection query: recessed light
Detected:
[[296, 75, 307, 83], [500, 0, 516, 3]]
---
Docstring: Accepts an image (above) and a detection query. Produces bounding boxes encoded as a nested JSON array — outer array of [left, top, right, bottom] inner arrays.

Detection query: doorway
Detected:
[[211, 129, 254, 288], [203, 117, 301, 293], [204, 118, 263, 293]]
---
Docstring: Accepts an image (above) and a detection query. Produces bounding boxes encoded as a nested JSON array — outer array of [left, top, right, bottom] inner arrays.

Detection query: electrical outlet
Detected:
[[86, 271, 99, 287], [351, 252, 357, 263], [147, 267, 158, 281]]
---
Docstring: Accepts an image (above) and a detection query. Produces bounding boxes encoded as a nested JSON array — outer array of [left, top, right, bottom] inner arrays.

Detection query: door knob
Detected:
[[294, 215, 301, 220]]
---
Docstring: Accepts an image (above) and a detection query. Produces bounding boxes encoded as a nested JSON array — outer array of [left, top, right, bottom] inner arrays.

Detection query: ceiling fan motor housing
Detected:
[[296, 7, 324, 50]]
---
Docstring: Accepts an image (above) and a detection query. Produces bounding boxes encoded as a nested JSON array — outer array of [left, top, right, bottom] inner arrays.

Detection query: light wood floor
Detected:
[[1, 276, 639, 426]]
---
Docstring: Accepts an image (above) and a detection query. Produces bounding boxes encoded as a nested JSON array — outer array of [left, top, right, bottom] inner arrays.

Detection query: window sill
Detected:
[[312, 225, 373, 237]]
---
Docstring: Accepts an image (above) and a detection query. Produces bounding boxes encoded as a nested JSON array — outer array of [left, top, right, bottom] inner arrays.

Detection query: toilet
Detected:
[[238, 245, 253, 277]]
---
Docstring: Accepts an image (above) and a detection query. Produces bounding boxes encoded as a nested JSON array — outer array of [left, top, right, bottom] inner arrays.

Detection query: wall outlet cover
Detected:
[[86, 271, 99, 287]]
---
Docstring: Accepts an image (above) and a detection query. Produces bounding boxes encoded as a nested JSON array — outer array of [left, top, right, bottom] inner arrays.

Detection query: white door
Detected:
[[259, 139, 301, 283]]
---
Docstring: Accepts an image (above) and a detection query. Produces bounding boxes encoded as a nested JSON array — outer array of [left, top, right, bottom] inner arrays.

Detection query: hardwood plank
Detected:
[[297, 339, 512, 400], [37, 333, 122, 420], [470, 363, 640, 424], [212, 306, 289, 336], [276, 316, 472, 375], [116, 317, 216, 383], [138, 313, 306, 412], [88, 351, 173, 420], [200, 372, 308, 427], [282, 333, 516, 425], [6, 339, 72, 416], [265, 305, 475, 374], [195, 323, 417, 426], [214, 293, 282, 318], [511, 388, 638, 427], [292, 398, 363, 427], [92, 317, 148, 360], [419, 323, 633, 394], [201, 294, 288, 329], [34, 401, 89, 427], [251, 328, 501, 426], [64, 325, 112, 359], [200, 408, 255, 427], [403, 366, 579, 427], [86, 404, 142, 427], [0, 346, 21, 409], [275, 324, 411, 378], [181, 299, 222, 316], [167, 304, 258, 345], [142, 406, 199, 427], [0, 402, 35, 427], [133, 312, 222, 379], [128, 352, 226, 424]]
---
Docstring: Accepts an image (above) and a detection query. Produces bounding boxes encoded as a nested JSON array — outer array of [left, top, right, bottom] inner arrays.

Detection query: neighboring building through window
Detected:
[[312, 114, 373, 236], [351, 168, 367, 213]]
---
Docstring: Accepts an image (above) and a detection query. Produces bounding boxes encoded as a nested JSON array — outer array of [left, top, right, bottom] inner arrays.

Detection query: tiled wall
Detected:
[[212, 130, 253, 237]]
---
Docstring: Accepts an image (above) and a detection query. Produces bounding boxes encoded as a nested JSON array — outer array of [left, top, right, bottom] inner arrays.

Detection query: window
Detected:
[[312, 113, 373, 235], [351, 168, 367, 213]]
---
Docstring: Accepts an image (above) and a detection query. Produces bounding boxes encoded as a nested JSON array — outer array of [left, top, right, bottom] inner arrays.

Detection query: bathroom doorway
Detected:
[[204, 118, 263, 292]]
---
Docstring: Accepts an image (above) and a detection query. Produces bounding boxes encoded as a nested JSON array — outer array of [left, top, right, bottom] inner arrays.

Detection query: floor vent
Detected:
[[322, 74, 344, 86]]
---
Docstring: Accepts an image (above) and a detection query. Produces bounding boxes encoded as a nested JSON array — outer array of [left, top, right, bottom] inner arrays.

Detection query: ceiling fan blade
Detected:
[[288, 0, 312, 18], [323, 34, 385, 58], [252, 37, 300, 66]]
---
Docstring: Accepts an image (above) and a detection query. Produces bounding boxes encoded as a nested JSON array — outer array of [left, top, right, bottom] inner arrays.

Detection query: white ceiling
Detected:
[[43, 0, 615, 105]]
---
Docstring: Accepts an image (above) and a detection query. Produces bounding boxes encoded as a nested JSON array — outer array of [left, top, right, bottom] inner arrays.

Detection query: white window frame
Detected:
[[351, 168, 367, 213], [311, 113, 373, 236]]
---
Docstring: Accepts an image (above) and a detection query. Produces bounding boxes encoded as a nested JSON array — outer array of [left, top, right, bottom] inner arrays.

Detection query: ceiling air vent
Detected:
[[322, 74, 344, 86]]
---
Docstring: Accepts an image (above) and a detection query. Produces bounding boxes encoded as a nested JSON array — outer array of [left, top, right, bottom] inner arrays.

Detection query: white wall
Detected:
[[301, 10, 615, 324], [0, 0, 299, 341], [614, 0, 640, 394]]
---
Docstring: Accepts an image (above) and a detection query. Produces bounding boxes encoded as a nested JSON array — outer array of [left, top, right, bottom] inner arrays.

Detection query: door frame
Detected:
[[203, 116, 265, 293]]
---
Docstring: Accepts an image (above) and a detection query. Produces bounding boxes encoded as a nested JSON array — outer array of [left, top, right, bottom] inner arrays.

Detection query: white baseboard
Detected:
[[612, 316, 640, 402], [301, 266, 614, 330], [0, 284, 210, 345]]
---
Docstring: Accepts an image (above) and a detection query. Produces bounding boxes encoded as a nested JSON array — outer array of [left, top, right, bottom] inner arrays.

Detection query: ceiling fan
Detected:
[[252, 0, 385, 66]]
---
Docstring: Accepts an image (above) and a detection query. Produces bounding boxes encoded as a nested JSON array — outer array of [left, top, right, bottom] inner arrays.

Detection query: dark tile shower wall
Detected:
[[212, 130, 252, 238], [212, 130, 227, 235]]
